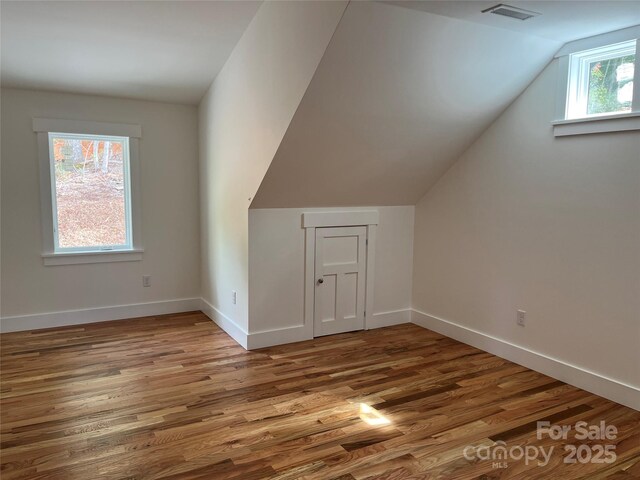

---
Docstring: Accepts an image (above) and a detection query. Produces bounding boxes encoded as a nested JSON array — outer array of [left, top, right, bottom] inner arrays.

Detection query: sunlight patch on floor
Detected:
[[358, 403, 391, 426]]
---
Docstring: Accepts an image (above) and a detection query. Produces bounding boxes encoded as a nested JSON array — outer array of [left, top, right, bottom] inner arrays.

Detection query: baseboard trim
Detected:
[[247, 325, 310, 350], [244, 309, 412, 350], [10, 301, 632, 411], [368, 309, 411, 329], [411, 309, 640, 411], [0, 298, 201, 333], [199, 298, 248, 349]]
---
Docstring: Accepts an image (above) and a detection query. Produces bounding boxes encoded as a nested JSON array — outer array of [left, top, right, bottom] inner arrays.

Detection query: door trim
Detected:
[[303, 211, 378, 338], [302, 210, 379, 228]]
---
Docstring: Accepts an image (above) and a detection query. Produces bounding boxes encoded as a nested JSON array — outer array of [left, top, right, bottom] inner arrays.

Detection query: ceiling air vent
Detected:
[[481, 4, 541, 21]]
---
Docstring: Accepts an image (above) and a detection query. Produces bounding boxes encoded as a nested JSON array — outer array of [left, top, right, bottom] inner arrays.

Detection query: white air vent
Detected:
[[482, 4, 540, 21]]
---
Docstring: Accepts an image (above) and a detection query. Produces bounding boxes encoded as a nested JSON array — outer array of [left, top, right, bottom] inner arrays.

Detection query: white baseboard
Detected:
[[0, 298, 201, 333], [411, 309, 640, 411], [208, 308, 412, 351], [247, 324, 311, 350], [368, 309, 411, 329], [199, 298, 248, 349], [244, 309, 412, 350], [11, 300, 632, 410]]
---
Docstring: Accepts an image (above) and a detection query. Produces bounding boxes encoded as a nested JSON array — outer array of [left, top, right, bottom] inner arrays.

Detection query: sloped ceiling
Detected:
[[250, 1, 561, 208], [0, 1, 261, 104], [389, 1, 640, 43]]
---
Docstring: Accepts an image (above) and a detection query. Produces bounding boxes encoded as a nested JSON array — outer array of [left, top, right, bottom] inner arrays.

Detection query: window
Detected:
[[34, 118, 142, 265], [553, 26, 640, 136], [566, 40, 636, 120], [48, 133, 132, 252]]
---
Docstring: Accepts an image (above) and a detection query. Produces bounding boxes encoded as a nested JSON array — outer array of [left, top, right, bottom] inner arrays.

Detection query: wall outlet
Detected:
[[232, 290, 237, 305], [143, 275, 151, 287], [517, 309, 526, 326]]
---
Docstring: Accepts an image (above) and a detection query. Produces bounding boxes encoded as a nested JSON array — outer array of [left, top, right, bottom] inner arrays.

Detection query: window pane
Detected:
[[587, 54, 635, 115], [52, 136, 127, 249]]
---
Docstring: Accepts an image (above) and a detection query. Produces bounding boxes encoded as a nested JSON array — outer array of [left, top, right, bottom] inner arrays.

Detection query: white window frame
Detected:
[[553, 25, 640, 137], [48, 132, 133, 254], [566, 40, 637, 120], [34, 118, 143, 266]]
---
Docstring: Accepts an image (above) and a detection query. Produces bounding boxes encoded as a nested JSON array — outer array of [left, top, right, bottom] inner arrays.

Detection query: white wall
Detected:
[[251, 1, 559, 208], [248, 206, 414, 338], [412, 59, 640, 389], [0, 88, 200, 318], [198, 1, 347, 331]]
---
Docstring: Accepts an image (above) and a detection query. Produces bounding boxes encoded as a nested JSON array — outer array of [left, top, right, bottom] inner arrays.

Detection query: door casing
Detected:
[[302, 210, 378, 339]]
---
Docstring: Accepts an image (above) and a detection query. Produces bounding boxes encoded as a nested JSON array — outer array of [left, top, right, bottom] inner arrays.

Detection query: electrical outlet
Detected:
[[143, 275, 151, 287], [232, 290, 237, 305], [517, 310, 526, 326]]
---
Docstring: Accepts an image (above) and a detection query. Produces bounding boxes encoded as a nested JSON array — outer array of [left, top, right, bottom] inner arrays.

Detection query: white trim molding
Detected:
[[553, 30, 640, 129], [368, 309, 411, 329], [411, 309, 640, 411], [200, 298, 248, 349], [42, 249, 144, 266], [210, 308, 413, 351], [552, 112, 640, 136], [7, 301, 632, 410], [302, 210, 379, 228], [0, 298, 408, 348], [303, 210, 379, 341], [364, 224, 377, 331], [247, 325, 309, 350], [244, 308, 412, 350], [33, 117, 142, 138], [35, 118, 144, 266], [0, 298, 200, 333]]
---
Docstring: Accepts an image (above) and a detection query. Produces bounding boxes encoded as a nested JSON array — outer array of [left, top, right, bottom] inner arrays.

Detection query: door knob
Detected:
[[317, 278, 324, 284]]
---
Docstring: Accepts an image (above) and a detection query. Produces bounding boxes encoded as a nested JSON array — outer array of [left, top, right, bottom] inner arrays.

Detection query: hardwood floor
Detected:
[[1, 312, 638, 479]]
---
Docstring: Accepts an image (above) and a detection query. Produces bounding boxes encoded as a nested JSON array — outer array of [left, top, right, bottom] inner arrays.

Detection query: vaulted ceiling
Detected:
[[0, 1, 261, 104], [3, 1, 638, 205], [388, 1, 640, 42], [251, 1, 563, 207]]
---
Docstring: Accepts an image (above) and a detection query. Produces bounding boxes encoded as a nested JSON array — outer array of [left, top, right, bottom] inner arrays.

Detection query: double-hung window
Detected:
[[34, 119, 143, 265]]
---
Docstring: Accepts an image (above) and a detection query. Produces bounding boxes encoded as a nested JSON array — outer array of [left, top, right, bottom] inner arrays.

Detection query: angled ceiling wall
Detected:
[[251, 1, 561, 208], [198, 0, 347, 331], [388, 1, 640, 43]]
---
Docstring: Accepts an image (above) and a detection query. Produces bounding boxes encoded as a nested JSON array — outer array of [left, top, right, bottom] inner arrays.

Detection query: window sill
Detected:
[[42, 249, 144, 266], [552, 112, 640, 137]]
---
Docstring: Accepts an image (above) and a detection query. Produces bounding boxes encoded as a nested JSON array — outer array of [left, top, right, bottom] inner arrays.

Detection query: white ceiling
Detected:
[[2, 1, 637, 105], [386, 1, 640, 43], [0, 1, 261, 104], [252, 1, 560, 208]]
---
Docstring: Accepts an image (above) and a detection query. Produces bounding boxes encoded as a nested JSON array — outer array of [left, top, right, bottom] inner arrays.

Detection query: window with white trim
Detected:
[[553, 27, 640, 136], [34, 118, 143, 266], [566, 40, 636, 120], [48, 133, 133, 252]]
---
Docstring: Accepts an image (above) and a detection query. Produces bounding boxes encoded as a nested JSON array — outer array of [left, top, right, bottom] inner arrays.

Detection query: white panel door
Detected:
[[314, 226, 366, 336]]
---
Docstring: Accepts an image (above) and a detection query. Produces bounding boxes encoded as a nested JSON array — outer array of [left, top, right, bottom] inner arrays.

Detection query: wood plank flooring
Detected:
[[1, 312, 638, 479]]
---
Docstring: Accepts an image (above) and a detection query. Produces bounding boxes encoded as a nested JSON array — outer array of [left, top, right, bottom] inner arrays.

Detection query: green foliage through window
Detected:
[[587, 55, 635, 115]]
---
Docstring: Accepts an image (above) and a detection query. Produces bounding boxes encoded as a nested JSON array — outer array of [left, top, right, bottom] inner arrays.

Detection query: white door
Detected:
[[314, 226, 367, 336]]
